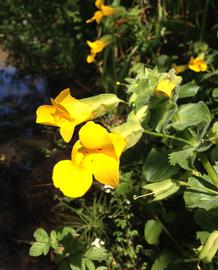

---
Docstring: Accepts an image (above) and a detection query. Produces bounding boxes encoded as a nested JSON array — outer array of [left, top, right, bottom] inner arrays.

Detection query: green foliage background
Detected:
[[1, 1, 218, 270]]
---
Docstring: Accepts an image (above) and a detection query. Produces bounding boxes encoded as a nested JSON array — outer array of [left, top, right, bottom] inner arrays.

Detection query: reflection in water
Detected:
[[0, 66, 47, 123], [0, 67, 57, 269]]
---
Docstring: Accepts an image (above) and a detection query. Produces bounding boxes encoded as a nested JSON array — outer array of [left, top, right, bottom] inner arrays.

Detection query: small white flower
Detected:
[[91, 238, 105, 248], [103, 185, 114, 193], [125, 199, 131, 205]]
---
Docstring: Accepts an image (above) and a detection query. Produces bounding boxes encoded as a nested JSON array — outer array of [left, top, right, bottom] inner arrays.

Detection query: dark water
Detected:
[[0, 67, 59, 269]]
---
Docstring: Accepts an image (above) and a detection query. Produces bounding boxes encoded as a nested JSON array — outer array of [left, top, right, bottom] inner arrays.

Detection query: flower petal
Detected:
[[86, 11, 104, 24], [55, 88, 76, 105], [36, 105, 57, 126], [64, 101, 93, 125], [53, 160, 93, 198], [156, 79, 176, 97], [95, 0, 104, 9], [87, 53, 96, 63], [84, 152, 120, 188], [79, 121, 112, 150], [101, 5, 115, 16], [60, 122, 75, 143], [109, 133, 126, 158]]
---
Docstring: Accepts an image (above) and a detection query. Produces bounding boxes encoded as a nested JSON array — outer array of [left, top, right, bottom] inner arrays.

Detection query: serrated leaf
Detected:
[[184, 177, 218, 210], [171, 102, 211, 131], [143, 148, 179, 182], [178, 80, 199, 99], [143, 179, 181, 201], [57, 227, 78, 241], [144, 219, 163, 245], [33, 228, 49, 243], [29, 242, 50, 257], [169, 147, 195, 170], [84, 247, 108, 262], [199, 231, 218, 263]]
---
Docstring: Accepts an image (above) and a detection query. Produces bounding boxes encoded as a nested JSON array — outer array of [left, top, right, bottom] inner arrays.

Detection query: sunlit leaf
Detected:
[[144, 219, 163, 245]]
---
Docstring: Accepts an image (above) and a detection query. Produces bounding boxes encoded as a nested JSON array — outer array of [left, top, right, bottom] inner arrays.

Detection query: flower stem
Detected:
[[198, 153, 218, 189], [143, 129, 193, 146]]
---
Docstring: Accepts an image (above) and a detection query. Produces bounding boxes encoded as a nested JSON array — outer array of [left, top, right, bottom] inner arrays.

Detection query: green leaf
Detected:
[[178, 80, 199, 99], [144, 219, 163, 245], [199, 231, 218, 263], [143, 179, 181, 201], [169, 147, 195, 170], [184, 177, 218, 210], [80, 94, 121, 118], [33, 228, 49, 243], [196, 231, 210, 245], [195, 208, 218, 231], [111, 120, 143, 149], [171, 102, 211, 131], [143, 148, 179, 182], [70, 256, 83, 270], [127, 105, 149, 124], [114, 172, 133, 196], [85, 258, 95, 270], [50, 230, 59, 250], [212, 88, 218, 101], [57, 226, 78, 241], [151, 252, 174, 270], [96, 267, 107, 270], [84, 247, 108, 262], [29, 242, 50, 257]]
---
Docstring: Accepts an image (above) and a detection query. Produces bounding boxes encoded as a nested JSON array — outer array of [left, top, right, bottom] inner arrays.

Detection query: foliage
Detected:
[[4, 0, 217, 269]]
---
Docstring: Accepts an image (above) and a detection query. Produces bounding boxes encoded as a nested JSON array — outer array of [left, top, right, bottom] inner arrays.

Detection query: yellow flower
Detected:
[[36, 89, 93, 143], [188, 55, 208, 72], [86, 0, 115, 24], [172, 64, 187, 74], [156, 79, 176, 97], [87, 35, 111, 63], [53, 121, 126, 198]]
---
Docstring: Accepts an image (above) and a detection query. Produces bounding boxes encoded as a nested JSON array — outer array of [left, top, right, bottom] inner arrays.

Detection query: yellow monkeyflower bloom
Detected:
[[36, 89, 93, 143], [172, 64, 187, 74], [86, 0, 115, 24], [87, 35, 111, 63], [53, 121, 126, 198], [188, 55, 208, 72], [156, 79, 176, 98]]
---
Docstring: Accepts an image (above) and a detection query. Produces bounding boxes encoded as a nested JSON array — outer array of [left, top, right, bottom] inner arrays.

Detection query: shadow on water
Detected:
[[0, 66, 63, 269]]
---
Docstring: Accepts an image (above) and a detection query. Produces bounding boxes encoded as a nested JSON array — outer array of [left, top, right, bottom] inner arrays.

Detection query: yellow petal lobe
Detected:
[[79, 121, 112, 150], [156, 79, 176, 97], [85, 152, 119, 187], [53, 160, 93, 198], [188, 56, 208, 72], [109, 133, 126, 158], [60, 123, 75, 143], [36, 105, 57, 126], [101, 5, 115, 16], [95, 0, 104, 9]]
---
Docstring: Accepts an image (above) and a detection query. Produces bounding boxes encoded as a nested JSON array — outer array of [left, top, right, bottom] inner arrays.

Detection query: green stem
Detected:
[[143, 129, 193, 146], [179, 181, 218, 196], [198, 153, 218, 189], [199, 0, 210, 41]]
